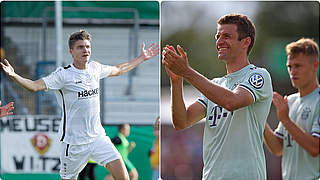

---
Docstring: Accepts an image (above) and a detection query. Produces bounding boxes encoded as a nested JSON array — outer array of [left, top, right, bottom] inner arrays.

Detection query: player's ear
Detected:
[[242, 37, 251, 50], [313, 58, 319, 72]]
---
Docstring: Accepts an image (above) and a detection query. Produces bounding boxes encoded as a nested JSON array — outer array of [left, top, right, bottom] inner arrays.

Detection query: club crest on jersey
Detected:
[[31, 133, 51, 155], [301, 107, 311, 120], [249, 73, 264, 89]]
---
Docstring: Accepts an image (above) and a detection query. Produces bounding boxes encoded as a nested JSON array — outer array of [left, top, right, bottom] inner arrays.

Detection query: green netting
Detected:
[[2, 1, 159, 19]]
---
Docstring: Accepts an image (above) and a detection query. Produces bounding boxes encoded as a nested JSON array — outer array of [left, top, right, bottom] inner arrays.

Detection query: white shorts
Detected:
[[59, 135, 121, 179]]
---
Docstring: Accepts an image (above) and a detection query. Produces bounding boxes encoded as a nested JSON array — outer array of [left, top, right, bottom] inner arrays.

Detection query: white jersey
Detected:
[[42, 61, 115, 145]]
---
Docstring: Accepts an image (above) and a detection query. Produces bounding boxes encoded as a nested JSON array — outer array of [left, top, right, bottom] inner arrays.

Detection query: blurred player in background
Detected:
[[149, 116, 160, 180], [1, 30, 159, 180], [105, 124, 138, 180], [0, 101, 14, 117], [263, 38, 320, 180], [162, 13, 273, 179]]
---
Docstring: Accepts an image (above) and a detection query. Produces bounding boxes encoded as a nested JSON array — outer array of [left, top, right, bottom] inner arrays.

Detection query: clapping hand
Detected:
[[272, 92, 290, 123]]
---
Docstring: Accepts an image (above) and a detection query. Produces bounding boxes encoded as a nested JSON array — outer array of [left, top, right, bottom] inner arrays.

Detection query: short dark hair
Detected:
[[68, 30, 91, 49], [286, 38, 319, 60], [118, 124, 129, 131], [217, 14, 256, 55]]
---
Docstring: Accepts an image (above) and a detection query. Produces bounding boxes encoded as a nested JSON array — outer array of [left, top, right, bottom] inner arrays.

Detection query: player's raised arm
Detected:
[[273, 92, 320, 157], [1, 59, 46, 92], [163, 45, 254, 112], [163, 45, 206, 130], [108, 42, 159, 77], [168, 66, 206, 130]]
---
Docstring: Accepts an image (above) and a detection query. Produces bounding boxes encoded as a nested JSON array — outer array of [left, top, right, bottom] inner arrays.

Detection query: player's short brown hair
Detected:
[[68, 30, 91, 49], [217, 14, 256, 55], [118, 124, 129, 131], [286, 38, 319, 60]]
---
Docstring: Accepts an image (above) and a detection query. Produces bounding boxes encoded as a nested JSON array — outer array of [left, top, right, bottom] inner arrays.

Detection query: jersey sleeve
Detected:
[[311, 101, 320, 138], [42, 67, 65, 90], [197, 93, 208, 109], [93, 61, 117, 79], [238, 68, 273, 103], [274, 122, 285, 139]]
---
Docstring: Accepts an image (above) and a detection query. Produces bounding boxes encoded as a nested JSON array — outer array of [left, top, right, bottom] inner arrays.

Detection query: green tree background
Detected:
[[161, 1, 319, 97]]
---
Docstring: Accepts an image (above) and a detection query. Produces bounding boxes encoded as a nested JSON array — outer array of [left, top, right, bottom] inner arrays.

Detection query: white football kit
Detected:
[[42, 61, 121, 179]]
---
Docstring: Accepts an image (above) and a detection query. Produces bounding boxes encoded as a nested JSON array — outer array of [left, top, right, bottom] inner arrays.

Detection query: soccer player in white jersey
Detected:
[[263, 38, 320, 180], [162, 14, 273, 179], [1, 30, 159, 180]]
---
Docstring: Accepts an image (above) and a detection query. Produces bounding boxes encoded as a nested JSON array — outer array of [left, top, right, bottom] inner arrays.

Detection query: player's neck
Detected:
[[73, 61, 88, 70], [225, 57, 250, 74], [298, 80, 319, 97]]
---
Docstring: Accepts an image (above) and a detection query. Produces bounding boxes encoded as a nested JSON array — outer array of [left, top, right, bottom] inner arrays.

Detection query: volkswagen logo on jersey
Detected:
[[249, 73, 264, 89]]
